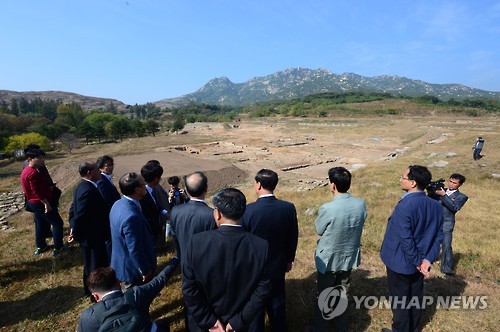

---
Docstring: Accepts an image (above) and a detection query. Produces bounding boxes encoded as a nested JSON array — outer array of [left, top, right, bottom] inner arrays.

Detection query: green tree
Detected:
[[5, 132, 51, 155], [55, 102, 85, 128], [144, 120, 160, 137], [172, 115, 185, 132]]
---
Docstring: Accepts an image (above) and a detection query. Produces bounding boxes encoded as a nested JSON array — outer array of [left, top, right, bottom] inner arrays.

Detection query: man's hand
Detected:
[[434, 188, 446, 196], [68, 229, 74, 243], [209, 320, 225, 332], [226, 322, 235, 332], [418, 260, 432, 279], [142, 271, 153, 283]]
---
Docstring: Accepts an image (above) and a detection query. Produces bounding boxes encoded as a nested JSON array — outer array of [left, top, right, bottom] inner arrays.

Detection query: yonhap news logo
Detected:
[[317, 286, 488, 319], [317, 285, 349, 319]]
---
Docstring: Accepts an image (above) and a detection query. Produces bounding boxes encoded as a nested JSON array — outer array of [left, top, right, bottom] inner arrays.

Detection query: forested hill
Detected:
[[0, 90, 126, 111]]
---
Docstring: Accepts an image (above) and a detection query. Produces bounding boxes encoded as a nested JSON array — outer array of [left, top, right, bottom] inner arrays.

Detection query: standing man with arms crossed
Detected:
[[380, 165, 444, 332], [182, 188, 271, 332], [110, 172, 156, 288], [430, 173, 468, 276], [69, 161, 111, 298], [313, 167, 367, 332], [241, 168, 298, 332]]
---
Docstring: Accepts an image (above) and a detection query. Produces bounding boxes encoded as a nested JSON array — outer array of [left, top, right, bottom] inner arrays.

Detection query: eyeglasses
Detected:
[[104, 164, 114, 167], [400, 175, 410, 180]]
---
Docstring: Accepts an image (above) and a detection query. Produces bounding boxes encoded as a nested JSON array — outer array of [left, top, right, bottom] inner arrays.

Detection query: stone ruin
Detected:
[[0, 191, 25, 230]]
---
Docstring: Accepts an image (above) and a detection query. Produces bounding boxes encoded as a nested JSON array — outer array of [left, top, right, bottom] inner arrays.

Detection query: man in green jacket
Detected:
[[313, 167, 367, 332]]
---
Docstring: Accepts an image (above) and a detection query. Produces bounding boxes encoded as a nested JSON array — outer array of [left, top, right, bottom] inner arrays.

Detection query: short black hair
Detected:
[[407, 165, 432, 191], [24, 143, 41, 155], [255, 169, 278, 191], [212, 188, 246, 221], [96, 155, 114, 169], [25, 148, 45, 159], [450, 173, 466, 184], [119, 172, 143, 196], [168, 176, 180, 186], [328, 167, 351, 193], [141, 162, 163, 183], [185, 172, 208, 197], [78, 161, 97, 177], [87, 267, 119, 293]]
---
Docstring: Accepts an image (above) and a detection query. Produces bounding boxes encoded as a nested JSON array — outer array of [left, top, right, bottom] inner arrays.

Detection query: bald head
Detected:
[[185, 172, 208, 199]]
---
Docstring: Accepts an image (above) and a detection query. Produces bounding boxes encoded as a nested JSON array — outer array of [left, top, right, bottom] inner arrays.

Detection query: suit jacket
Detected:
[[314, 193, 367, 274], [110, 197, 156, 283], [241, 195, 298, 277], [97, 174, 121, 213], [78, 257, 180, 332], [380, 191, 444, 275], [69, 180, 110, 246], [182, 226, 271, 331], [438, 189, 468, 224], [169, 200, 216, 263], [153, 184, 170, 213], [140, 191, 162, 239]]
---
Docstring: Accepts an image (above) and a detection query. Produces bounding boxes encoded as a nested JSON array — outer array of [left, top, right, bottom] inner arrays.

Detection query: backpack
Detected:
[[93, 290, 149, 332]]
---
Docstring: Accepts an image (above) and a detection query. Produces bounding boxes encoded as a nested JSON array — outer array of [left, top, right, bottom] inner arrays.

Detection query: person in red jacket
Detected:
[[20, 148, 66, 256]]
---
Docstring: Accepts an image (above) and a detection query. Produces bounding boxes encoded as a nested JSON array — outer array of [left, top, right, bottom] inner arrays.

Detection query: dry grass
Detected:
[[0, 112, 499, 331]]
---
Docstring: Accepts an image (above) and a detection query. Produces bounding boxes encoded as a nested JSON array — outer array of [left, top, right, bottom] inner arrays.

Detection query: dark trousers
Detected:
[[314, 269, 351, 332], [81, 244, 110, 296], [248, 276, 288, 332], [386, 267, 423, 332], [441, 220, 455, 273], [28, 201, 64, 250]]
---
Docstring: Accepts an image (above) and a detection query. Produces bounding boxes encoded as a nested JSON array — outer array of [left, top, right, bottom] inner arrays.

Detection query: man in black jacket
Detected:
[[182, 188, 271, 332]]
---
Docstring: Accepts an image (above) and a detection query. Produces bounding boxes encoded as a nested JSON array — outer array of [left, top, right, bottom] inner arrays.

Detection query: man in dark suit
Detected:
[[241, 169, 298, 332], [182, 188, 271, 332], [380, 165, 444, 332], [110, 172, 156, 288], [430, 173, 468, 276], [96, 155, 121, 214], [169, 171, 216, 264], [140, 162, 167, 250], [78, 256, 179, 332], [69, 161, 112, 297]]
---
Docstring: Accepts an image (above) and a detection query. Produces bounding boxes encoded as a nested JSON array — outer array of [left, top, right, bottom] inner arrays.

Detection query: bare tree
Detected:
[[58, 133, 79, 154]]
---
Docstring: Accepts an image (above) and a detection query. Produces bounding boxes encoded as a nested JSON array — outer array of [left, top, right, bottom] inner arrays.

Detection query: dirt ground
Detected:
[[42, 115, 498, 198]]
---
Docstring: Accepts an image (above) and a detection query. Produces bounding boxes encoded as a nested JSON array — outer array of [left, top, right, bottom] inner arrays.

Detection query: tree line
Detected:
[[0, 98, 164, 155]]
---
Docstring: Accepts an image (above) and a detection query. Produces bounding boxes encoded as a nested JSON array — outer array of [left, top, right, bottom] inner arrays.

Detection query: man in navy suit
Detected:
[[96, 155, 121, 213], [241, 169, 298, 332], [182, 188, 271, 332], [110, 172, 156, 288], [69, 161, 111, 298], [430, 173, 468, 276], [380, 165, 444, 332], [140, 162, 167, 251], [169, 171, 216, 264]]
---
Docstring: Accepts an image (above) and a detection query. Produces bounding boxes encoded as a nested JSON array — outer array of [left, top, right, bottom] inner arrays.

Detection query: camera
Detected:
[[426, 178, 445, 193]]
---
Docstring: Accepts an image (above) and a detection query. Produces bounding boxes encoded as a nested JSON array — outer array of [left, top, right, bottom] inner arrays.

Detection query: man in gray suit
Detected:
[[313, 167, 367, 332], [430, 173, 468, 276], [169, 171, 216, 264]]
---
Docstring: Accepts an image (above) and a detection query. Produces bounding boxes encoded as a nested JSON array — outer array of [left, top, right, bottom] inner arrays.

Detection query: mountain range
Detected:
[[2, 68, 499, 110], [156, 67, 500, 107]]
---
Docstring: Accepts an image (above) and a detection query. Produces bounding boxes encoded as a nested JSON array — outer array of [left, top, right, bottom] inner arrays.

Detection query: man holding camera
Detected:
[[430, 173, 468, 276]]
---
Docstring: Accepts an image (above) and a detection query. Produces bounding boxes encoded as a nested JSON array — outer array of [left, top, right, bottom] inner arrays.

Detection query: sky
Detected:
[[1, 0, 499, 105]]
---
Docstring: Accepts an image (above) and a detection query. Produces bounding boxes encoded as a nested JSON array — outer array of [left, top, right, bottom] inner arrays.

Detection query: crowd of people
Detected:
[[19, 143, 470, 332]]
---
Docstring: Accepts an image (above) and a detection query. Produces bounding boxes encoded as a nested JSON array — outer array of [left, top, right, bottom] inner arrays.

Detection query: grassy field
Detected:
[[0, 112, 498, 331]]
